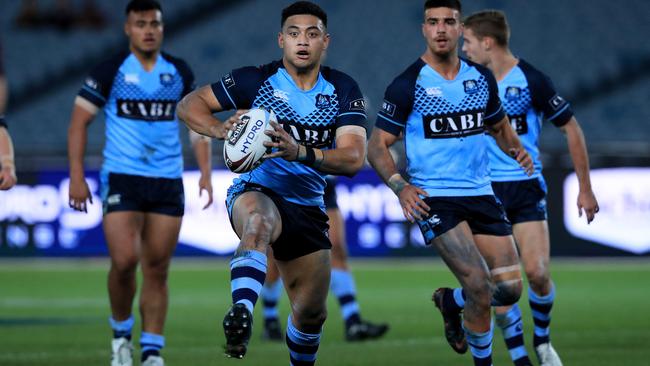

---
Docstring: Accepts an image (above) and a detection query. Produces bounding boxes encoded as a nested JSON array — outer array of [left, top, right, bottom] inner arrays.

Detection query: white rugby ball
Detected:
[[223, 108, 275, 173]]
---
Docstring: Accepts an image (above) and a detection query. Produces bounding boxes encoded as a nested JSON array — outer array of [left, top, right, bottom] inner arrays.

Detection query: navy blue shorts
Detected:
[[226, 182, 331, 261], [491, 178, 547, 224], [416, 195, 512, 244], [100, 172, 184, 217], [324, 176, 338, 210]]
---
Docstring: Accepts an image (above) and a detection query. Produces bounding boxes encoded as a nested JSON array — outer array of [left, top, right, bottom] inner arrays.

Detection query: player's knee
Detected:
[[242, 213, 273, 247], [525, 266, 550, 292], [111, 256, 138, 277], [492, 279, 522, 306], [292, 305, 328, 331]]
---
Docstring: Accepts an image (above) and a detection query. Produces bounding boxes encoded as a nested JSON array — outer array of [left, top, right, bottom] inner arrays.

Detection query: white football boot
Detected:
[[110, 337, 133, 366], [535, 342, 563, 366], [141, 355, 165, 366]]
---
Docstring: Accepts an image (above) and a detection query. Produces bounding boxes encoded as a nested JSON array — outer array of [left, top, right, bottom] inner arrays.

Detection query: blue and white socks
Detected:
[[330, 269, 361, 328], [464, 323, 494, 366], [110, 315, 134, 340], [496, 303, 532, 365], [529, 284, 555, 347], [140, 332, 164, 361], [230, 250, 267, 314], [286, 316, 322, 366]]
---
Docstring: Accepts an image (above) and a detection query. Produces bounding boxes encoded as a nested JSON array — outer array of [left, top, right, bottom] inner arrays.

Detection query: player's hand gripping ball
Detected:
[[223, 108, 276, 173]]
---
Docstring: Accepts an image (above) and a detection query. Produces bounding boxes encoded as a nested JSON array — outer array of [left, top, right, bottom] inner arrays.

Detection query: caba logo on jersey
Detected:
[[280, 120, 333, 148], [505, 86, 521, 101], [508, 114, 528, 134], [227, 116, 249, 146], [463, 80, 479, 94], [315, 94, 333, 109], [117, 99, 177, 121], [159, 73, 174, 86], [422, 109, 485, 139]]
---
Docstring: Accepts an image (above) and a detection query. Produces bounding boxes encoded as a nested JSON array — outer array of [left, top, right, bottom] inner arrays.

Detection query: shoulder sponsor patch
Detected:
[[381, 100, 396, 117], [549, 94, 566, 110], [350, 98, 366, 111], [223, 73, 235, 88]]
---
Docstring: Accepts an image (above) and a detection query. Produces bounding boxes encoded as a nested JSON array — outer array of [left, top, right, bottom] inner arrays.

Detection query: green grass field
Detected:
[[1, 258, 649, 366]]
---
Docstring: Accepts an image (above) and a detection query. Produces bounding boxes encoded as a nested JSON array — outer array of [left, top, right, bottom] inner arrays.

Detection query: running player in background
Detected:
[[461, 10, 599, 366], [67, 1, 213, 365], [0, 40, 17, 191], [177, 2, 367, 364], [368, 1, 534, 365], [260, 176, 389, 342]]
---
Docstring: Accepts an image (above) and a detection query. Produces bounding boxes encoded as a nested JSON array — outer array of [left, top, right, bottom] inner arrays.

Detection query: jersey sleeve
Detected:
[[77, 54, 124, 108], [170, 57, 195, 97], [210, 66, 263, 110], [334, 74, 367, 130], [482, 70, 506, 126], [375, 77, 414, 136], [528, 70, 573, 127]]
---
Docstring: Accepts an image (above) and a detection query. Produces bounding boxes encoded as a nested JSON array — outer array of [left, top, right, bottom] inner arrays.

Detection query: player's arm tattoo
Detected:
[[388, 173, 410, 195]]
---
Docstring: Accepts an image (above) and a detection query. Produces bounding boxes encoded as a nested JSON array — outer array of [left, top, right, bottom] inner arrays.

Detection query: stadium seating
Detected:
[[2, 0, 649, 156]]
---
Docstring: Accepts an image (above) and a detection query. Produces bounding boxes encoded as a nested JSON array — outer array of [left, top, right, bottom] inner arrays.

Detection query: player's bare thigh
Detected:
[[103, 211, 145, 265], [230, 191, 283, 244], [140, 212, 182, 263], [513, 220, 551, 293], [275, 249, 331, 332], [327, 207, 349, 269], [431, 222, 491, 286]]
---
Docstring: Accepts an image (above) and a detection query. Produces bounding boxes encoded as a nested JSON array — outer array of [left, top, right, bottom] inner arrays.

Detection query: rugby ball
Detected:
[[223, 108, 275, 173]]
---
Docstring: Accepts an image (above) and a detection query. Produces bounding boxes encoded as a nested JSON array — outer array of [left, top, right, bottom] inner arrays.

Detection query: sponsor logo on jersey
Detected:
[[463, 79, 479, 94], [116, 99, 177, 121], [227, 116, 249, 146], [549, 94, 566, 110], [422, 110, 485, 138], [124, 73, 140, 84], [505, 86, 521, 101], [85, 77, 99, 91], [381, 100, 396, 117], [279, 120, 333, 148], [159, 73, 174, 86], [223, 73, 235, 88], [315, 94, 333, 109], [350, 98, 366, 111], [425, 87, 443, 97], [508, 114, 528, 134], [273, 89, 290, 102]]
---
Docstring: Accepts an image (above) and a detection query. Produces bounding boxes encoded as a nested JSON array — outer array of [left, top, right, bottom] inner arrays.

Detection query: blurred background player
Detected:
[[0, 40, 17, 191], [66, 1, 213, 365], [368, 1, 534, 365], [461, 10, 599, 366], [260, 176, 389, 341], [178, 2, 367, 363]]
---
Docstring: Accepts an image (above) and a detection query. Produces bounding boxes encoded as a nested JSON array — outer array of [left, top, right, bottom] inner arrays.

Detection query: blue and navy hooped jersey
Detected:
[[487, 59, 573, 181], [78, 51, 195, 179], [376, 58, 505, 197], [211, 60, 367, 207]]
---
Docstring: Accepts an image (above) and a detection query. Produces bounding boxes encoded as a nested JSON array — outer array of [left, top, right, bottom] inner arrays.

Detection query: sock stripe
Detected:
[[468, 340, 492, 350], [501, 316, 522, 330], [533, 318, 551, 328], [263, 299, 278, 307], [505, 336, 525, 349], [233, 288, 259, 305], [337, 294, 356, 306], [231, 267, 266, 283], [290, 356, 316, 366], [286, 337, 320, 355], [529, 301, 553, 313]]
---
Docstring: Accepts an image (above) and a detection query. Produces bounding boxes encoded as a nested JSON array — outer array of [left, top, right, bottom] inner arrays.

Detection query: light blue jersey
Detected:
[[78, 51, 195, 179], [376, 58, 505, 197], [212, 60, 367, 207], [487, 59, 573, 182]]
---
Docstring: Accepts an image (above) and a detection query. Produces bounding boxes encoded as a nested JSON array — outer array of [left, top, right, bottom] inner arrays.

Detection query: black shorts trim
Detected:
[[101, 172, 184, 217], [226, 182, 331, 261], [416, 195, 511, 244], [491, 178, 547, 224]]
